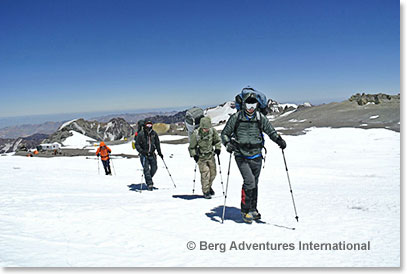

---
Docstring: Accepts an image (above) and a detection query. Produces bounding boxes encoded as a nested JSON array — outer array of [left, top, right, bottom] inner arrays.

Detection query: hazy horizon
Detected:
[[0, 91, 397, 129]]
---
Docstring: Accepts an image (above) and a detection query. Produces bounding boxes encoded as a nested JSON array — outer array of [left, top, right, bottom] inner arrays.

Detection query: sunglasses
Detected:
[[246, 102, 258, 110]]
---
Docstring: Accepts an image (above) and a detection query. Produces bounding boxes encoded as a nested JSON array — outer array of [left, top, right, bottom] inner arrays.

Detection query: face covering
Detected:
[[245, 102, 257, 111]]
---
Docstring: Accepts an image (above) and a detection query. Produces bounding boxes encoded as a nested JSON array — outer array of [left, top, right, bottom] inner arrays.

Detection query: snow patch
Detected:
[[59, 119, 78, 130], [62, 131, 96, 148], [205, 102, 236, 124], [369, 115, 379, 119], [159, 135, 188, 141], [280, 110, 297, 117], [72, 123, 86, 135], [288, 119, 307, 123]]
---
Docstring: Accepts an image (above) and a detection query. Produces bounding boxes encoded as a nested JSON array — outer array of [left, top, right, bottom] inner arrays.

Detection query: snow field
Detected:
[[0, 128, 400, 266]]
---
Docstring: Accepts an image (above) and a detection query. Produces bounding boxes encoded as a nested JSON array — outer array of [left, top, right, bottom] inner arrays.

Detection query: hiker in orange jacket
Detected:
[[96, 141, 112, 175]]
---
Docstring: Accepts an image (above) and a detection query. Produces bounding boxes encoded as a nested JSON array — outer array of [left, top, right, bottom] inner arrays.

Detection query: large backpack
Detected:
[[136, 119, 145, 134], [235, 87, 271, 115], [132, 119, 146, 149], [185, 107, 204, 141]]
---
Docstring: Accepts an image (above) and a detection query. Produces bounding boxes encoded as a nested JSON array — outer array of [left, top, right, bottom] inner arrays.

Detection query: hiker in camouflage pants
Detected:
[[188, 116, 221, 199]]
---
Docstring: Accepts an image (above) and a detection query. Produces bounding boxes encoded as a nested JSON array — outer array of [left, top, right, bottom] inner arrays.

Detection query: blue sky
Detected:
[[0, 0, 399, 118]]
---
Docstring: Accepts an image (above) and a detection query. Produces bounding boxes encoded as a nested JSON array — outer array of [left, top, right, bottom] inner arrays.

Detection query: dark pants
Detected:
[[140, 154, 158, 186], [102, 159, 111, 175], [235, 156, 262, 213]]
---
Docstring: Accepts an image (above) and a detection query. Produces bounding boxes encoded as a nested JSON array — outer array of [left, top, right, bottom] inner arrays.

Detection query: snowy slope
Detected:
[[205, 102, 236, 124], [0, 128, 399, 267], [62, 131, 96, 149]]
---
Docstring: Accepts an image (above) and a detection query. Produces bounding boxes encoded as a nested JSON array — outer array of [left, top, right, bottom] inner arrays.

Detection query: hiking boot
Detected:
[[203, 192, 212, 199], [209, 188, 215, 196], [252, 211, 261, 220], [147, 185, 154, 191], [241, 212, 254, 224]]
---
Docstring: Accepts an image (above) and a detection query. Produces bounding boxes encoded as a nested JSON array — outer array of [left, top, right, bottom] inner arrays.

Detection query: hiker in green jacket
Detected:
[[188, 116, 222, 199], [221, 92, 286, 223]]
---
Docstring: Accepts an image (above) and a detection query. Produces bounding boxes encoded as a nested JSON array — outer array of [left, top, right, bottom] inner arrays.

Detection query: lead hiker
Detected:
[[188, 116, 222, 199], [135, 120, 163, 191], [221, 88, 287, 223], [96, 141, 112, 175]]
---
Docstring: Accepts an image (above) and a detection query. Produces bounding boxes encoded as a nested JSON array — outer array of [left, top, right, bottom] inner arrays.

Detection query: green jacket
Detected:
[[221, 110, 279, 157], [188, 117, 221, 161]]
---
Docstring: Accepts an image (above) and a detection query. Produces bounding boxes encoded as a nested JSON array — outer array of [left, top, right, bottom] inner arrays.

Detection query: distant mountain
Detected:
[[44, 117, 135, 144], [144, 111, 187, 124], [0, 121, 63, 139], [1, 93, 399, 154], [0, 111, 180, 139], [91, 111, 180, 123]]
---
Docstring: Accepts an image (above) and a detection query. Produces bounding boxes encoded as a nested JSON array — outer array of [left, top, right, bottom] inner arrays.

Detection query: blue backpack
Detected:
[[235, 87, 269, 115]]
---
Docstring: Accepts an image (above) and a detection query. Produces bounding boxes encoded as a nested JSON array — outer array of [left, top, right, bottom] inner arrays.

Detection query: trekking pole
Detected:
[[110, 156, 116, 176], [161, 157, 177, 188], [139, 173, 145, 192], [217, 154, 225, 195], [97, 156, 100, 175], [281, 149, 299, 222], [262, 147, 268, 169], [139, 157, 145, 192], [192, 163, 197, 194], [221, 153, 232, 224]]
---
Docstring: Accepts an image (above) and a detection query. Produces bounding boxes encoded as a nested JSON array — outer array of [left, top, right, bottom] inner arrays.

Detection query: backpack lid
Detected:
[[137, 119, 145, 132], [185, 107, 204, 126], [235, 87, 268, 111]]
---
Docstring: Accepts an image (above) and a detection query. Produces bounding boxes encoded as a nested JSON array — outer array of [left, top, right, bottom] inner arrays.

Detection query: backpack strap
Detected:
[[233, 111, 265, 146]]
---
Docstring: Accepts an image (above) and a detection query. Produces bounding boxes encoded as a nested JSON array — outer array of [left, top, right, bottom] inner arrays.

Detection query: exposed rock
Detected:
[[44, 118, 135, 144], [298, 102, 313, 109], [0, 133, 49, 153], [349, 93, 399, 105], [144, 111, 187, 124], [153, 123, 171, 135]]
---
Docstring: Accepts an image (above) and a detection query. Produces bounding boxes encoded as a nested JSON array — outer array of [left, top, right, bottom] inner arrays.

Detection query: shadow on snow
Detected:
[[206, 206, 245, 224], [172, 194, 204, 200], [127, 184, 147, 191]]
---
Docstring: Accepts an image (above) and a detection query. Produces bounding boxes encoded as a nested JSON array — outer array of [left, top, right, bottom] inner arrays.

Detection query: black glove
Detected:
[[226, 142, 236, 153], [193, 155, 199, 162], [276, 135, 287, 150], [97, 153, 100, 157], [214, 149, 221, 156], [158, 152, 163, 159]]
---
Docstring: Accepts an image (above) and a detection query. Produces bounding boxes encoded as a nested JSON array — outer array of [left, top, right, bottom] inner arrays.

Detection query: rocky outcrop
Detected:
[[349, 93, 400, 106], [0, 133, 49, 153], [44, 118, 135, 144], [144, 111, 187, 124]]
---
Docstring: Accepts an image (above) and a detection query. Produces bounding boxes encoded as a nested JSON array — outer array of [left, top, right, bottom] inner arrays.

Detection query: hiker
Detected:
[[96, 141, 112, 175], [188, 116, 221, 199], [135, 120, 163, 191], [221, 91, 287, 223]]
